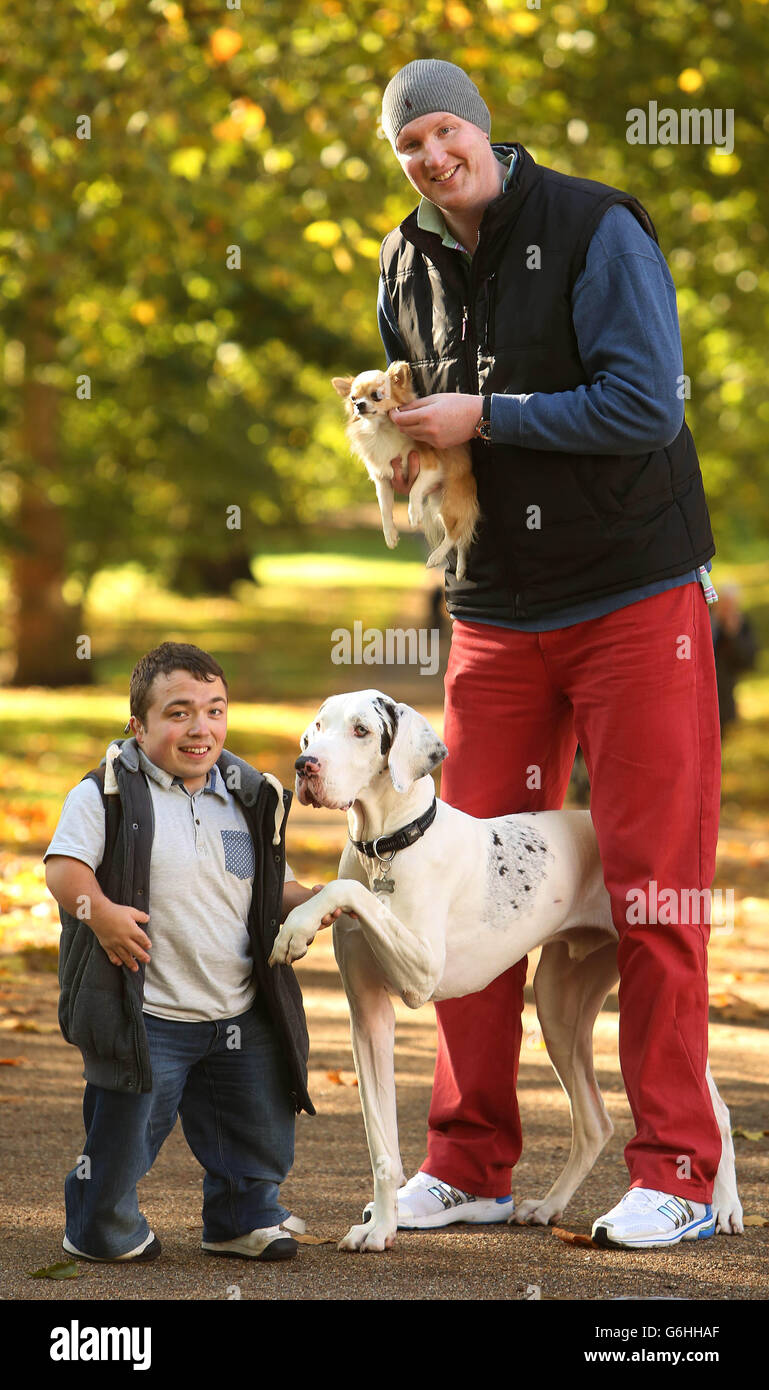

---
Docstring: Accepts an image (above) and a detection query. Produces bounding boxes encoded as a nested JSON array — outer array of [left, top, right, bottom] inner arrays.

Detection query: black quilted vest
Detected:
[[379, 143, 715, 621], [57, 741, 314, 1114]]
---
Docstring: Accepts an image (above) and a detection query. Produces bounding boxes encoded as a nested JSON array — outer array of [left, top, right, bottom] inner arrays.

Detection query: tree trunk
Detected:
[[9, 296, 91, 686]]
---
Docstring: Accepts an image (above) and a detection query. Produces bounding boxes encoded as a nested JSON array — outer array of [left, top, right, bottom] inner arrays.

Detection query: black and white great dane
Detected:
[[268, 690, 743, 1253]]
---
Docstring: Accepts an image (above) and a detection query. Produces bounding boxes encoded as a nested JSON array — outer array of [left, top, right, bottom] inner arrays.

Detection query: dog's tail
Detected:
[[423, 461, 480, 555], [422, 499, 445, 552]]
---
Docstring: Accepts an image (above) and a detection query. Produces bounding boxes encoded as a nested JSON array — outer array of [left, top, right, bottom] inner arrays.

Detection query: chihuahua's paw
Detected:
[[384, 527, 399, 549], [426, 542, 451, 571]]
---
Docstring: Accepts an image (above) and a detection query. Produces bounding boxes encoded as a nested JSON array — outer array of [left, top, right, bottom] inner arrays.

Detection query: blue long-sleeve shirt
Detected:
[[378, 185, 710, 630]]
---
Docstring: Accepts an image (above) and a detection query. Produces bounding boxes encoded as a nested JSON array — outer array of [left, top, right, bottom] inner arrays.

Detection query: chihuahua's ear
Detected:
[[332, 376, 354, 398], [388, 361, 412, 392]]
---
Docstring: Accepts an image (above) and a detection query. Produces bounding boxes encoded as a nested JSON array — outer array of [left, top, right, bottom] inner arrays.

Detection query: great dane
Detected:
[[268, 690, 742, 1253]]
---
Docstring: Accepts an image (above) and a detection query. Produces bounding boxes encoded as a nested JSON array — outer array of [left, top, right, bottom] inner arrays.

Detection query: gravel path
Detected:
[[1, 929, 767, 1307]]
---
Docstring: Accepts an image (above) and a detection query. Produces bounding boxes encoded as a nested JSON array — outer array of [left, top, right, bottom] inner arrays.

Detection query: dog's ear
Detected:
[[387, 361, 412, 394], [388, 703, 447, 794], [332, 376, 354, 398]]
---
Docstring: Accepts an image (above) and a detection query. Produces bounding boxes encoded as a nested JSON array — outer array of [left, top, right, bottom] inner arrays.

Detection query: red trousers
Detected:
[[425, 583, 723, 1202]]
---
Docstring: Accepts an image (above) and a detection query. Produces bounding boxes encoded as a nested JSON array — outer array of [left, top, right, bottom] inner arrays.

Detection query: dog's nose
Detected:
[[353, 400, 368, 413], [295, 754, 320, 774]]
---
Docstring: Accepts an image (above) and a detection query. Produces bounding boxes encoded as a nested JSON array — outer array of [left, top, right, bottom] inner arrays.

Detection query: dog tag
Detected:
[[372, 870, 395, 894]]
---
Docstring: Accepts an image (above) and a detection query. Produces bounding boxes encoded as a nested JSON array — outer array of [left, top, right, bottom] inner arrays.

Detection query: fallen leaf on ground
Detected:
[[325, 1069, 358, 1086], [551, 1227, 597, 1247], [29, 1260, 81, 1280], [731, 1128, 767, 1141], [743, 1214, 769, 1226], [0, 1057, 27, 1065], [709, 991, 764, 1021], [293, 1233, 335, 1245]]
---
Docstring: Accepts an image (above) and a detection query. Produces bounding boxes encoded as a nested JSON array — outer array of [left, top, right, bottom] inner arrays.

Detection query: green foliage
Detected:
[[0, 0, 767, 604]]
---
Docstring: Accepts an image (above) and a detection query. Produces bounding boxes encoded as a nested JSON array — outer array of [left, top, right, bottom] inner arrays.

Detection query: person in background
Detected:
[[711, 586, 757, 738]]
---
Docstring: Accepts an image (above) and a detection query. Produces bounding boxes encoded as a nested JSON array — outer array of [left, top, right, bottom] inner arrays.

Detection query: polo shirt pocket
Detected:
[[221, 829, 255, 880]]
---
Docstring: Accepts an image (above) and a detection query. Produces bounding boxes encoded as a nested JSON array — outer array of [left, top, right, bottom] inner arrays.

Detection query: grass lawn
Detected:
[[0, 540, 767, 954]]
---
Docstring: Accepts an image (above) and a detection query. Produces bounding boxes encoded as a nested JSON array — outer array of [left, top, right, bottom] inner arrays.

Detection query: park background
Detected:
[[0, 0, 768, 1300]]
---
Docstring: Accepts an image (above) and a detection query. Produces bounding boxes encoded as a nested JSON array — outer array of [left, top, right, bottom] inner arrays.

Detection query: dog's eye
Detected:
[[353, 725, 369, 738], [301, 735, 308, 750], [371, 391, 383, 402]]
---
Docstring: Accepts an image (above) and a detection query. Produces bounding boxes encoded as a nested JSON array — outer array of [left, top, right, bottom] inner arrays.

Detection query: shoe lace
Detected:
[[622, 1187, 665, 1212]]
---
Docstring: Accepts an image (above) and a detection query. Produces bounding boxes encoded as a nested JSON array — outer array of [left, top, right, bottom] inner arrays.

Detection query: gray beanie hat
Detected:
[[381, 59, 491, 147]]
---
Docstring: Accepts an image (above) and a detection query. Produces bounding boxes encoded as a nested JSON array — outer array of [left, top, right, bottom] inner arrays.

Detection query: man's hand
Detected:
[[45, 855, 150, 971], [390, 449, 421, 495], [89, 900, 152, 971], [282, 879, 357, 928], [311, 882, 352, 927], [390, 394, 483, 449]]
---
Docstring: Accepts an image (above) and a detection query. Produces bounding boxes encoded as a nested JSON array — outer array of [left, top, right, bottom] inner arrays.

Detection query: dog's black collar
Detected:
[[349, 798, 437, 859]]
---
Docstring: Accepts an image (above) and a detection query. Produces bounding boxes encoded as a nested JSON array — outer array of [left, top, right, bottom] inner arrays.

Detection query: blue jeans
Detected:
[[65, 998, 295, 1258]]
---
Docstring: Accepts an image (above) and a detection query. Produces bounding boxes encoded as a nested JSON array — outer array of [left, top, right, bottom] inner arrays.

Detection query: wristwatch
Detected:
[[474, 394, 492, 442]]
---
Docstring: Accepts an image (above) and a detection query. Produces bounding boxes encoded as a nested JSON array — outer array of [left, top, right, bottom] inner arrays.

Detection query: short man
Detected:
[[46, 642, 343, 1262], [376, 59, 723, 1247]]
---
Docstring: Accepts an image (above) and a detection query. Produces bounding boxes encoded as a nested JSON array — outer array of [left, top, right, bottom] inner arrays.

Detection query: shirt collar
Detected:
[[136, 747, 228, 800], [416, 150, 516, 254]]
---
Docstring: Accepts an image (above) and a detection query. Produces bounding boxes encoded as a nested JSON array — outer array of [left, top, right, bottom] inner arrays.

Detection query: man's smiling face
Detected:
[[394, 111, 497, 213], [131, 670, 228, 791]]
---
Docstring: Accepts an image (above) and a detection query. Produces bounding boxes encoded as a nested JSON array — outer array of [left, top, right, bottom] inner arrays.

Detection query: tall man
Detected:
[[375, 59, 723, 1247]]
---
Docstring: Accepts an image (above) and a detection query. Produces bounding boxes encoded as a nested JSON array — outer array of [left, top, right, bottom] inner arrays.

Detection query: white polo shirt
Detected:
[[45, 750, 295, 1023]]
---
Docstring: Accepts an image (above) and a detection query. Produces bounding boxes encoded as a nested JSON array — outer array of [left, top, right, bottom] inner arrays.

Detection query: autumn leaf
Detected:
[[209, 28, 242, 63], [731, 1128, 767, 1141], [742, 1215, 769, 1226], [552, 1227, 597, 1247], [29, 1260, 81, 1280], [293, 1232, 335, 1245], [0, 1057, 27, 1065], [325, 1069, 357, 1086], [709, 991, 766, 1022]]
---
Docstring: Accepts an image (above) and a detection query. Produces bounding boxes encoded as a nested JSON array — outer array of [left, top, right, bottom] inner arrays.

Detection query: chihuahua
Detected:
[[332, 361, 479, 581]]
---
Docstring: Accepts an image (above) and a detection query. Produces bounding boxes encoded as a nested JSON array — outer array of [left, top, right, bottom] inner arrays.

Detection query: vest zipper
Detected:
[[461, 303, 477, 392], [484, 273, 497, 353]]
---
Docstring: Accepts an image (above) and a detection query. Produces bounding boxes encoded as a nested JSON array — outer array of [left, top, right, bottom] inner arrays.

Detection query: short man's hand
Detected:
[[390, 393, 483, 449], [89, 901, 152, 971], [311, 884, 357, 925]]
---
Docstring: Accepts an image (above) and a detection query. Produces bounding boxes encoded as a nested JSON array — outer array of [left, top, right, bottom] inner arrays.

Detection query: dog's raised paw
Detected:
[[268, 928, 313, 967]]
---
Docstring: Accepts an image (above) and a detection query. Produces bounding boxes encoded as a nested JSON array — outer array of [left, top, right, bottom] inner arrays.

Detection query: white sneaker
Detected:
[[363, 1171, 515, 1230], [62, 1230, 160, 1262], [592, 1188, 716, 1249], [201, 1225, 297, 1261]]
